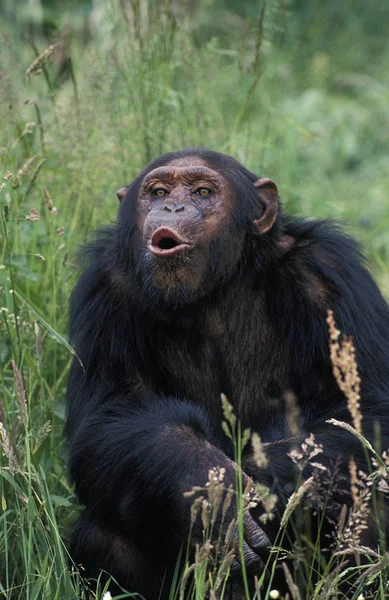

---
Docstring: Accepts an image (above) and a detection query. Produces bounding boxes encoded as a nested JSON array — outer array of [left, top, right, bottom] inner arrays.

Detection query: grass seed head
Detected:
[[190, 495, 204, 526], [0, 422, 16, 475], [255, 482, 277, 523], [221, 393, 236, 430], [327, 310, 362, 433], [284, 390, 301, 436], [12, 156, 38, 188], [215, 548, 236, 590], [288, 433, 323, 471], [25, 208, 40, 222], [281, 561, 301, 600], [195, 539, 213, 564], [222, 483, 234, 518], [280, 476, 314, 528], [25, 44, 58, 78], [252, 432, 268, 468], [12, 360, 28, 428]]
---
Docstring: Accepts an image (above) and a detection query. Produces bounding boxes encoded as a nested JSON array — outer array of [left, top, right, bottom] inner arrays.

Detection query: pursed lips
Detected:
[[148, 227, 192, 257]]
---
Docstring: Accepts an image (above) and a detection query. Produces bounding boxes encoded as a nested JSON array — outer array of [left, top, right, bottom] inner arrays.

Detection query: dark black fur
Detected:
[[66, 149, 389, 597]]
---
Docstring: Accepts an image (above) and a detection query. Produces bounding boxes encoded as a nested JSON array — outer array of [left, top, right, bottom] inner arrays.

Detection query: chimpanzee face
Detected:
[[117, 153, 279, 307], [135, 156, 240, 301]]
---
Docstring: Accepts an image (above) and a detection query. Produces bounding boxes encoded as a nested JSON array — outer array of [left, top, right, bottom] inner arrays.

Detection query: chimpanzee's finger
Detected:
[[243, 512, 271, 556], [230, 540, 265, 578]]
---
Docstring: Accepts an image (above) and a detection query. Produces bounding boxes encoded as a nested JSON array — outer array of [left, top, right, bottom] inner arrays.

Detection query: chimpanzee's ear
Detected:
[[253, 178, 279, 234], [116, 186, 128, 202]]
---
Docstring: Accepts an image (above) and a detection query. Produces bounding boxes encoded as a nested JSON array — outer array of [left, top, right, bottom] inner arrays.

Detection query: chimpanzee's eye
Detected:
[[195, 188, 213, 197], [152, 188, 168, 197]]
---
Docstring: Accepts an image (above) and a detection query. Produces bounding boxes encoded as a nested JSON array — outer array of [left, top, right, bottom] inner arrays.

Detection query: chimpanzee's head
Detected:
[[115, 149, 280, 308]]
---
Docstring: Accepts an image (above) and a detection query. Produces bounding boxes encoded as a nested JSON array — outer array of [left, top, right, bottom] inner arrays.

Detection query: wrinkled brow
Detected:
[[142, 166, 222, 187]]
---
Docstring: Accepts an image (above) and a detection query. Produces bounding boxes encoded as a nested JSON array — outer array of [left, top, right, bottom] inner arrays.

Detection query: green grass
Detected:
[[1, 0, 389, 598]]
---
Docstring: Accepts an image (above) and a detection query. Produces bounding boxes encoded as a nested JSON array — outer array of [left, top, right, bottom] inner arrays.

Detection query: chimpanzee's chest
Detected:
[[147, 302, 292, 443]]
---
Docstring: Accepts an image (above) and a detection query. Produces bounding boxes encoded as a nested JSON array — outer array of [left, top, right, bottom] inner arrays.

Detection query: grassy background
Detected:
[[0, 0, 389, 598]]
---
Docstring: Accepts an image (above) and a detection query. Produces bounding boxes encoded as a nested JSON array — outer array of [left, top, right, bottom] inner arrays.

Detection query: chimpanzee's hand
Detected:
[[185, 460, 271, 581], [229, 510, 270, 578]]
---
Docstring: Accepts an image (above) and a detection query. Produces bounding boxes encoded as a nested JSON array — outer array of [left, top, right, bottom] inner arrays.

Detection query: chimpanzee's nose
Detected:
[[163, 203, 185, 213]]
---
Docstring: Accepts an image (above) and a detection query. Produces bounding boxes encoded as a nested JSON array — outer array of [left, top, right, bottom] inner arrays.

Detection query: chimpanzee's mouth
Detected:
[[148, 227, 191, 257]]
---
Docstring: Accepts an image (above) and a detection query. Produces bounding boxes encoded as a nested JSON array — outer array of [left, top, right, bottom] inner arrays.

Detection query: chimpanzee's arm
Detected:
[[67, 366, 270, 573], [67, 373, 225, 531]]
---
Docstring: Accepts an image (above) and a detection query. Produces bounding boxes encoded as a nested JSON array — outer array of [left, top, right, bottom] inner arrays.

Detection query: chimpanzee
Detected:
[[66, 149, 389, 597]]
